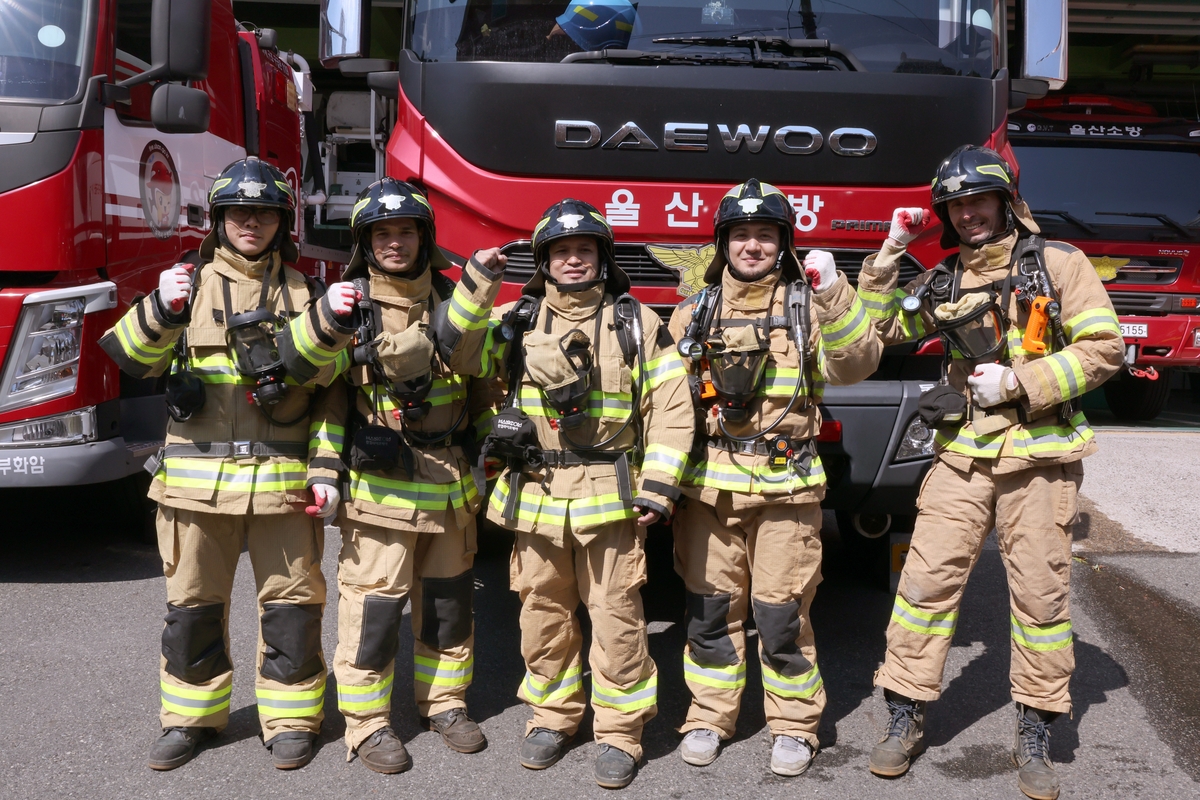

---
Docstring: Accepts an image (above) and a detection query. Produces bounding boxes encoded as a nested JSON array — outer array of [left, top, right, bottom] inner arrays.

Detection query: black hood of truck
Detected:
[[406, 55, 1007, 186]]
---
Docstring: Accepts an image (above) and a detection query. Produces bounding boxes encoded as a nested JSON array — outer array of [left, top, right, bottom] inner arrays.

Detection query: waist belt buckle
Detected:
[[232, 441, 252, 457], [737, 441, 757, 456]]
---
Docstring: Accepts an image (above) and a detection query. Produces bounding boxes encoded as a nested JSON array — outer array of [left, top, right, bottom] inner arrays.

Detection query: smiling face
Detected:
[[371, 218, 423, 273], [222, 206, 281, 257], [947, 191, 1005, 246], [726, 221, 782, 280], [547, 235, 600, 284]]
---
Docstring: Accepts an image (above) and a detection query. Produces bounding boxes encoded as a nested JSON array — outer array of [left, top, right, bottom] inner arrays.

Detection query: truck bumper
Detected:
[[0, 437, 158, 488]]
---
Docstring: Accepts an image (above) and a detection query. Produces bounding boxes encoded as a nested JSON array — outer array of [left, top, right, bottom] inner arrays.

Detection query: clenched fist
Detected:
[[803, 250, 838, 294], [886, 207, 930, 246], [326, 281, 360, 317], [158, 263, 195, 314], [472, 247, 508, 275]]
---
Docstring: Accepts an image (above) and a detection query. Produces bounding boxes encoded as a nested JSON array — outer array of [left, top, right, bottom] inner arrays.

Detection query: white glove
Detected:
[[802, 250, 838, 294], [306, 483, 341, 519], [886, 207, 930, 246], [326, 281, 359, 317], [967, 362, 1022, 408], [158, 263, 194, 314]]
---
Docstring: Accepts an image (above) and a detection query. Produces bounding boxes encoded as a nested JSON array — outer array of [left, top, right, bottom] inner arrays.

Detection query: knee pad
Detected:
[[752, 597, 812, 677], [420, 569, 474, 650], [685, 591, 737, 666], [260, 603, 324, 684], [162, 603, 231, 684], [354, 594, 405, 672]]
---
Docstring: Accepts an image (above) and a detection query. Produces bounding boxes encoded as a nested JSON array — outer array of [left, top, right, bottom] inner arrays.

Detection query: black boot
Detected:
[[356, 726, 412, 774], [520, 728, 571, 770], [594, 743, 637, 789], [148, 727, 215, 771], [1012, 704, 1060, 800], [868, 690, 927, 777], [267, 731, 316, 770]]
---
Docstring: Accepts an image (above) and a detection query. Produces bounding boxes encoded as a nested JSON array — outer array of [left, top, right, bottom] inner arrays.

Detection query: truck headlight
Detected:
[[895, 415, 935, 461], [0, 297, 85, 412], [0, 407, 96, 446]]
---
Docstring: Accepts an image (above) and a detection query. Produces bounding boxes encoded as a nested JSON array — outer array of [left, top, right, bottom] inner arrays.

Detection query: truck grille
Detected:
[[497, 241, 925, 290], [1107, 291, 1171, 316]]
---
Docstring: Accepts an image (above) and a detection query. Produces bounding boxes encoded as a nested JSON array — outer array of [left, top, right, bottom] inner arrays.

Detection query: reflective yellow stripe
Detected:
[[489, 477, 634, 527], [115, 314, 173, 365], [155, 458, 307, 492], [349, 470, 477, 511], [257, 679, 326, 719], [683, 651, 746, 690], [684, 454, 826, 493], [1009, 412, 1094, 456], [1043, 351, 1086, 400], [289, 312, 344, 367], [633, 352, 686, 390], [1010, 615, 1073, 652], [517, 387, 633, 420], [761, 662, 822, 699], [522, 665, 583, 704], [367, 377, 467, 411], [890, 595, 957, 636], [447, 286, 490, 331], [337, 673, 393, 712], [160, 681, 231, 717], [642, 443, 687, 480], [820, 294, 870, 350], [1064, 307, 1120, 342], [591, 674, 657, 712], [309, 421, 345, 452], [414, 654, 473, 686], [858, 287, 903, 320]]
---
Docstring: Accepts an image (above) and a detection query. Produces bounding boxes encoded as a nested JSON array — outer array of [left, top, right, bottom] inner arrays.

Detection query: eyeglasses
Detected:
[[226, 206, 281, 224]]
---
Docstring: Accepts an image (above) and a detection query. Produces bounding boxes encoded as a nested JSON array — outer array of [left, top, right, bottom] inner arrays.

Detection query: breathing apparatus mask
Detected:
[[525, 329, 594, 431], [933, 291, 1006, 363], [226, 306, 290, 407], [705, 324, 769, 424]]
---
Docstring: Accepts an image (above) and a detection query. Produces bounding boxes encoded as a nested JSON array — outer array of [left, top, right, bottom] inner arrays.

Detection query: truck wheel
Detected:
[[1103, 369, 1171, 421], [836, 511, 904, 591]]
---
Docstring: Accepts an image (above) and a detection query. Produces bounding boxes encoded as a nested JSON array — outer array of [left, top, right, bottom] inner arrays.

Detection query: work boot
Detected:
[[678, 728, 721, 766], [520, 727, 571, 770], [1012, 704, 1060, 800], [869, 690, 927, 777], [770, 735, 814, 777], [594, 743, 637, 789], [424, 708, 487, 753], [356, 726, 412, 774], [267, 731, 315, 770], [147, 726, 215, 771]]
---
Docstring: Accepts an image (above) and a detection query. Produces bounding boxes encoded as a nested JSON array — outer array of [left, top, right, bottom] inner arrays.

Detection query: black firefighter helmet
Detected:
[[931, 145, 1038, 249], [344, 177, 453, 280], [523, 198, 631, 296], [200, 157, 299, 263], [705, 178, 803, 284]]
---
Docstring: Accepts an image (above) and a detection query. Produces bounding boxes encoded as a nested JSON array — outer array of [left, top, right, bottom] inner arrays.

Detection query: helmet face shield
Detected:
[[935, 295, 1006, 362], [705, 336, 769, 423], [225, 308, 289, 406]]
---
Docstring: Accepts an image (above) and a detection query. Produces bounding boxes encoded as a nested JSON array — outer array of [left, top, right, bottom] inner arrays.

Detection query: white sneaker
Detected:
[[678, 728, 721, 766], [771, 735, 814, 776]]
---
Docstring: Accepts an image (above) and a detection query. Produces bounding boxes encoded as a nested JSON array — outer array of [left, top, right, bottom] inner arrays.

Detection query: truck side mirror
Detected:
[[1021, 0, 1067, 90], [151, 84, 211, 134], [120, 0, 213, 87], [320, 0, 372, 68]]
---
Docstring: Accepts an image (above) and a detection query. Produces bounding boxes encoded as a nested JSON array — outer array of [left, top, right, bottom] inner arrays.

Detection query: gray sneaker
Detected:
[[679, 728, 721, 766], [770, 735, 814, 777]]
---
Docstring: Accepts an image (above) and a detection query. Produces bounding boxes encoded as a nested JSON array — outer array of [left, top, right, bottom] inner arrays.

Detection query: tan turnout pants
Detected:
[[510, 520, 657, 761], [875, 458, 1082, 714], [155, 506, 327, 742], [673, 495, 826, 749], [334, 507, 477, 752]]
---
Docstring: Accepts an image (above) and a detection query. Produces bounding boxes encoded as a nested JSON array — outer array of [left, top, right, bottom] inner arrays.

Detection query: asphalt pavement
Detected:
[[2, 410, 1199, 799]]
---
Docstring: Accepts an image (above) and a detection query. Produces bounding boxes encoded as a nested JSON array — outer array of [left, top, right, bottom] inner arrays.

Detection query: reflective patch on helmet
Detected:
[[573, 4, 599, 21], [380, 194, 406, 210], [238, 180, 267, 197], [351, 197, 371, 225], [558, 213, 584, 229], [533, 216, 551, 239], [411, 193, 432, 210], [759, 181, 786, 198], [738, 198, 763, 214], [975, 164, 1011, 183], [209, 178, 232, 200], [941, 174, 965, 192], [588, 211, 612, 231], [274, 180, 295, 198]]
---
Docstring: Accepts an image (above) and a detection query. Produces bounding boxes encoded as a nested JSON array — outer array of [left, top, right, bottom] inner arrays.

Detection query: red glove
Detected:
[[305, 484, 341, 518], [886, 207, 930, 246]]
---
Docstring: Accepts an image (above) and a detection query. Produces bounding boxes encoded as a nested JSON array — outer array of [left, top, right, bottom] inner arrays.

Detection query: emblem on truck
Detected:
[[138, 142, 180, 240], [646, 243, 716, 298], [554, 120, 877, 156]]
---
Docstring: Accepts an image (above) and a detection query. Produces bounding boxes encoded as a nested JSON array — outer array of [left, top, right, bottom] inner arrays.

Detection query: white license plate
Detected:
[[1120, 323, 1148, 339]]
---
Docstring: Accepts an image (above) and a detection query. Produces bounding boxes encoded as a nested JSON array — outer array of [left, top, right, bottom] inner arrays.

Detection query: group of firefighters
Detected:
[[101, 142, 1124, 799]]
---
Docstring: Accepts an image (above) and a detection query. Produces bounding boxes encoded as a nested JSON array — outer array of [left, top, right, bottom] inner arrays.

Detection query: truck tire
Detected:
[[837, 511, 912, 591], [1103, 369, 1171, 421]]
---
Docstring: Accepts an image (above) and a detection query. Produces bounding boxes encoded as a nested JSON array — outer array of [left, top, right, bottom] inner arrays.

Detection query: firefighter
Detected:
[[667, 179, 882, 776], [856, 146, 1123, 800], [433, 200, 694, 789], [305, 178, 488, 773], [100, 157, 358, 771]]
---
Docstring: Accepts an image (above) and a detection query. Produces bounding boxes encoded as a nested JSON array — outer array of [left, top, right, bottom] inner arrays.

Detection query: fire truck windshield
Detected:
[[1014, 144, 1200, 236], [0, 0, 88, 102], [409, 0, 996, 75]]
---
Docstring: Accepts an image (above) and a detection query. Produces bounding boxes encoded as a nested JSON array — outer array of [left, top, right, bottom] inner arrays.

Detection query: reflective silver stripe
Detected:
[[762, 667, 822, 696], [523, 669, 583, 701], [892, 603, 955, 633], [257, 696, 321, 710], [414, 661, 473, 679], [592, 683, 657, 706], [337, 684, 392, 704], [160, 688, 230, 709], [683, 660, 746, 684]]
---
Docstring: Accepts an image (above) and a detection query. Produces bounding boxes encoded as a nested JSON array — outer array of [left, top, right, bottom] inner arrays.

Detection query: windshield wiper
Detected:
[[649, 36, 864, 71], [1095, 211, 1197, 238], [562, 48, 832, 68], [1031, 209, 1099, 235]]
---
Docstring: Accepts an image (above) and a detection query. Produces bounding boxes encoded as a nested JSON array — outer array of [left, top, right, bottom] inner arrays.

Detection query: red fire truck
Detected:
[[1010, 94, 1200, 420]]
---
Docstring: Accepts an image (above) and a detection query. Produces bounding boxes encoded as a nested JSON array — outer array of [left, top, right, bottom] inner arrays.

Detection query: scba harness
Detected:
[[480, 292, 648, 522]]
